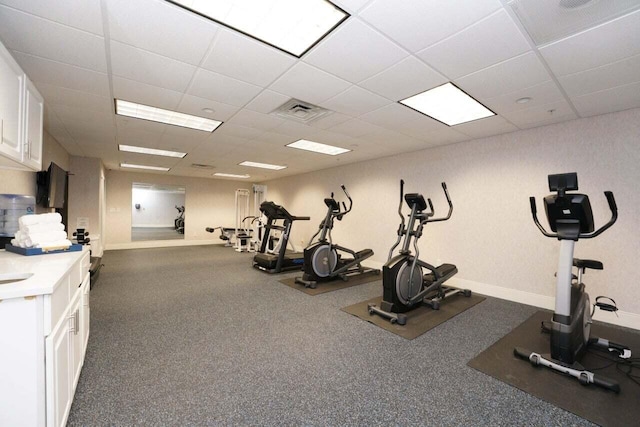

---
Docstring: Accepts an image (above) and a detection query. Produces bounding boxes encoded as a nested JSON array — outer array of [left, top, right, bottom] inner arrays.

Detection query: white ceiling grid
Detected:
[[0, 0, 637, 180]]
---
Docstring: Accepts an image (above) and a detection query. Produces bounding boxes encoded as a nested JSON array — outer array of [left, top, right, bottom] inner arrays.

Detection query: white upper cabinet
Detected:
[[24, 78, 44, 170], [0, 40, 43, 171]]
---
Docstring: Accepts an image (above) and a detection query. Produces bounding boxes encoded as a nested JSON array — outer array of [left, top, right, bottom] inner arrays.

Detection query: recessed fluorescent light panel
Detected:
[[399, 83, 495, 126], [286, 139, 350, 156], [119, 144, 187, 158], [239, 161, 286, 170], [115, 99, 222, 132], [214, 173, 251, 179], [120, 163, 171, 172], [165, 0, 349, 57]]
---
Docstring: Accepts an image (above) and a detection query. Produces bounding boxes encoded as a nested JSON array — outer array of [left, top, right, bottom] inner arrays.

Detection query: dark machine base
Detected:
[[253, 251, 304, 274], [367, 285, 471, 325], [294, 266, 380, 289]]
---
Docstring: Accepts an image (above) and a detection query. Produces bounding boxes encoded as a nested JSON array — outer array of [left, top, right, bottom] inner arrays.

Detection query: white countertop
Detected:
[[0, 248, 88, 299]]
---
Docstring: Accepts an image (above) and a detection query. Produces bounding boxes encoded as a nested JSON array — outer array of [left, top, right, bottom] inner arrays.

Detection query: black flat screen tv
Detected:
[[36, 162, 67, 209]]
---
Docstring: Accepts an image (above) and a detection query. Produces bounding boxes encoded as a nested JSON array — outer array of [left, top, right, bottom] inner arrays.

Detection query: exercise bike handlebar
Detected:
[[529, 191, 618, 239], [425, 182, 453, 223]]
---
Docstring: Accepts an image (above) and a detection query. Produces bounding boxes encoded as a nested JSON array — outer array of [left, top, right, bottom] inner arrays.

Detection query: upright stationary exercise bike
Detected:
[[368, 180, 470, 325], [514, 172, 631, 392], [295, 185, 379, 289]]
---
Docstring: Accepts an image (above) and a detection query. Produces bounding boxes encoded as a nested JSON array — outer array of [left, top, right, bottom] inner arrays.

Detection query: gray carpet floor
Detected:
[[68, 245, 596, 426], [131, 227, 184, 241]]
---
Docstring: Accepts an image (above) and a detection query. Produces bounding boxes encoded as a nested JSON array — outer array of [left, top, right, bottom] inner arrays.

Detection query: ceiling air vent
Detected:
[[191, 163, 215, 170], [271, 98, 332, 124]]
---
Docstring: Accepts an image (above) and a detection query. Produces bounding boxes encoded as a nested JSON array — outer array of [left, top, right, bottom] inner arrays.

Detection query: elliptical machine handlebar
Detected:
[[529, 191, 618, 239], [424, 182, 453, 223], [339, 184, 353, 216]]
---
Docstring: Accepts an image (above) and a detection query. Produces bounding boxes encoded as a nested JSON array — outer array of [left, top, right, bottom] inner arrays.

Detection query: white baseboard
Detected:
[[451, 277, 640, 331], [105, 240, 224, 251]]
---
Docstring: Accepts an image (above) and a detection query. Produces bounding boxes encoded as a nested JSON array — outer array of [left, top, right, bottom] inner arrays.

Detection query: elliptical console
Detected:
[[514, 172, 631, 392], [368, 180, 470, 325]]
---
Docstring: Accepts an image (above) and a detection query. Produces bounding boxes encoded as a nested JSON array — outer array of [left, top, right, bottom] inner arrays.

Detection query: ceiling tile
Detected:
[[177, 94, 240, 122], [304, 18, 408, 83], [201, 29, 296, 87], [0, 0, 103, 35], [332, 0, 371, 13], [227, 110, 285, 132], [417, 9, 530, 80], [307, 111, 352, 129], [113, 76, 182, 110], [110, 41, 197, 92], [322, 86, 390, 116], [11, 51, 110, 96], [244, 90, 291, 114], [539, 9, 640, 76], [360, 56, 446, 101], [269, 62, 351, 105], [36, 83, 113, 114], [358, 103, 425, 129], [248, 131, 293, 147], [214, 123, 265, 141], [454, 115, 519, 139], [272, 121, 322, 138], [106, 0, 217, 66], [500, 99, 577, 129], [327, 118, 385, 138], [483, 81, 564, 114], [558, 53, 640, 97], [187, 68, 262, 107], [360, 0, 502, 53], [455, 52, 551, 99], [0, 5, 107, 72], [420, 127, 470, 148], [572, 81, 640, 118], [397, 115, 447, 140]]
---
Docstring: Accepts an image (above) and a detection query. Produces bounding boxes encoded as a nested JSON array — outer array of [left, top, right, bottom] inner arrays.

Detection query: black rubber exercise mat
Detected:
[[279, 272, 380, 295], [468, 310, 640, 427], [341, 293, 485, 340]]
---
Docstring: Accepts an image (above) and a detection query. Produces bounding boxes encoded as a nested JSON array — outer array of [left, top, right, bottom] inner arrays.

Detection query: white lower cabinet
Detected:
[[0, 250, 90, 427]]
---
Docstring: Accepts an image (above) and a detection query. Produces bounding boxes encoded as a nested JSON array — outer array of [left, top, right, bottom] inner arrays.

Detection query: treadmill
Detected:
[[252, 201, 309, 273]]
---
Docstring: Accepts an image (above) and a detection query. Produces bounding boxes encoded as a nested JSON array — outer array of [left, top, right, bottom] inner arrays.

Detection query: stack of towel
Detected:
[[10, 213, 72, 249]]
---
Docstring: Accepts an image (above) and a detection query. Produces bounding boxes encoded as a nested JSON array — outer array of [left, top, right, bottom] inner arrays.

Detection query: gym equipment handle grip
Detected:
[[513, 347, 531, 360], [529, 197, 537, 215], [604, 191, 617, 212], [592, 375, 620, 393]]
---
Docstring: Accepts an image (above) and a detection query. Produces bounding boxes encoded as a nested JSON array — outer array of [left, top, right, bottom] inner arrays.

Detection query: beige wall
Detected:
[[0, 130, 69, 199], [264, 108, 640, 320], [68, 156, 104, 255], [105, 169, 254, 247]]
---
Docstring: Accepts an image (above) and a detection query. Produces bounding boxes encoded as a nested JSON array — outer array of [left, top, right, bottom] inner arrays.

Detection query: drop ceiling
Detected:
[[0, 0, 638, 181]]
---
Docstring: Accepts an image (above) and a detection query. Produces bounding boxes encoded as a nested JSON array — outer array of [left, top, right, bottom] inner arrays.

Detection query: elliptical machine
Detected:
[[295, 185, 379, 289], [514, 172, 631, 393], [368, 180, 470, 325]]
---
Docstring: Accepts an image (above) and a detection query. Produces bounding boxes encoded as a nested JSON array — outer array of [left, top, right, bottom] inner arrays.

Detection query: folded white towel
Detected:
[[19, 212, 63, 227], [22, 222, 65, 234], [37, 239, 72, 250], [24, 231, 68, 247]]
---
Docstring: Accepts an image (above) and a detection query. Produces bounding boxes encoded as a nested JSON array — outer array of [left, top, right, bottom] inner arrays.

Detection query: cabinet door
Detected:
[[0, 42, 24, 163], [70, 290, 83, 390], [81, 273, 91, 358], [23, 78, 43, 170], [46, 312, 72, 427]]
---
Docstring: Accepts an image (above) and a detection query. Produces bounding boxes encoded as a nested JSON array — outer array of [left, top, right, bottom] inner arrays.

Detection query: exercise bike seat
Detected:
[[573, 258, 603, 270], [423, 263, 457, 286]]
